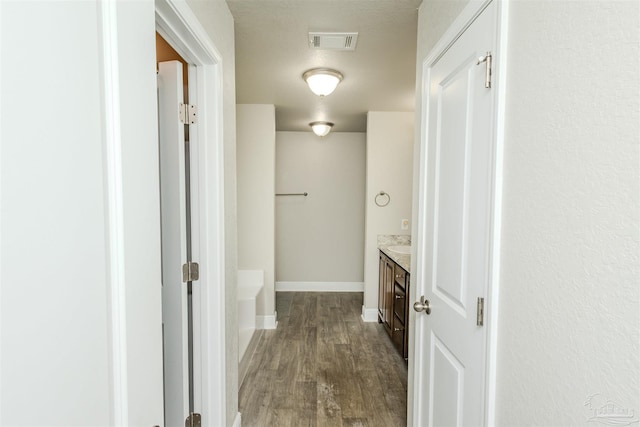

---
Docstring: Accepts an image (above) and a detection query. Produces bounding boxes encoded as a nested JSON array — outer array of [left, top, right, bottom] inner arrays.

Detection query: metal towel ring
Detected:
[[375, 191, 390, 207]]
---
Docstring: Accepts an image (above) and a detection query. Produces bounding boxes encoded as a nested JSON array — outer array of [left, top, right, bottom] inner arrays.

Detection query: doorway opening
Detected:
[[409, 0, 507, 425], [154, 0, 228, 423], [237, 122, 413, 423], [156, 32, 197, 426]]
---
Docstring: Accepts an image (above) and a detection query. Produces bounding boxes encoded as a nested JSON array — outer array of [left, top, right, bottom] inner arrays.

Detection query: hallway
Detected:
[[239, 292, 408, 426]]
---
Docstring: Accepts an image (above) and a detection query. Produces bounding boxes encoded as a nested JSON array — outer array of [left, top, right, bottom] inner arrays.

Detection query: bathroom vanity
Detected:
[[378, 245, 411, 361]]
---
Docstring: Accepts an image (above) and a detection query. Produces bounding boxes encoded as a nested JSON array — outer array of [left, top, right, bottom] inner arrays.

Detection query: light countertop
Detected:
[[379, 244, 411, 273]]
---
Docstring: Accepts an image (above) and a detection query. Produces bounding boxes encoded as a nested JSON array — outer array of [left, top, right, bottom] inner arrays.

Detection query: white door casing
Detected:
[[412, 0, 507, 425], [155, 1, 228, 424], [187, 62, 204, 419], [158, 60, 190, 426]]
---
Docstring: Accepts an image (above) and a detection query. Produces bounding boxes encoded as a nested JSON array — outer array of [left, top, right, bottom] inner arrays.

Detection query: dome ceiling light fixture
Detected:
[[302, 68, 343, 97], [309, 121, 334, 137]]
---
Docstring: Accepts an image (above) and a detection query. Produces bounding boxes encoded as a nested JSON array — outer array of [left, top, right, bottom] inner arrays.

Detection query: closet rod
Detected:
[[275, 192, 308, 197]]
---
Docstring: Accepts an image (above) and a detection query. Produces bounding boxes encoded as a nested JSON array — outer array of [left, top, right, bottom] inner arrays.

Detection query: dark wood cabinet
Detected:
[[378, 251, 410, 361], [378, 252, 394, 335]]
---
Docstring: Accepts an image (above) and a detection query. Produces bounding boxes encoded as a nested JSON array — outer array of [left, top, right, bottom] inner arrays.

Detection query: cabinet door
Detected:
[[393, 282, 406, 325], [384, 259, 394, 332], [378, 254, 385, 321], [392, 282, 407, 357], [404, 272, 410, 360]]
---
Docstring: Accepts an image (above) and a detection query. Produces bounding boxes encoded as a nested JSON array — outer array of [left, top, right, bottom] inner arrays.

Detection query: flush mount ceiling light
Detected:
[[303, 68, 343, 97], [309, 121, 334, 137]]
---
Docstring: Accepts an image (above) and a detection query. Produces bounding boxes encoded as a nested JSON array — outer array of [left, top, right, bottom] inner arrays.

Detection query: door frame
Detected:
[[410, 0, 509, 425], [155, 1, 227, 424]]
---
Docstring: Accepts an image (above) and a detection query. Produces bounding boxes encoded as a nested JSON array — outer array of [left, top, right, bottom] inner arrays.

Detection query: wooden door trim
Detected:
[[411, 0, 509, 425]]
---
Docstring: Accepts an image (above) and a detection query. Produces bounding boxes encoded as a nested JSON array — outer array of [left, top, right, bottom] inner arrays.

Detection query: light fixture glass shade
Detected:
[[309, 121, 334, 137], [303, 68, 343, 96]]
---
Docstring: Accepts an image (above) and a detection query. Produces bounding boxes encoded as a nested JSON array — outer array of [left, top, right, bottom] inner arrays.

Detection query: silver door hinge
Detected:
[[179, 103, 197, 124], [185, 413, 201, 427], [476, 51, 492, 88], [182, 261, 199, 282], [476, 297, 485, 326]]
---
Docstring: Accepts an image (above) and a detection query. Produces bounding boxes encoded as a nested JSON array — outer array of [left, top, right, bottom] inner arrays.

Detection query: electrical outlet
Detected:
[[401, 219, 409, 230]]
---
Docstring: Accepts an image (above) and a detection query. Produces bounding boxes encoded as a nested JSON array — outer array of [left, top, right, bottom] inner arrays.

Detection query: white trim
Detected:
[[198, 54, 227, 427], [187, 63, 204, 418], [0, 2, 4, 423], [256, 314, 278, 330], [155, 0, 222, 65], [232, 412, 242, 427], [275, 281, 364, 292], [99, 0, 129, 423], [485, 0, 509, 424], [423, 0, 493, 66], [361, 306, 379, 323], [155, 1, 227, 425], [411, 0, 506, 425]]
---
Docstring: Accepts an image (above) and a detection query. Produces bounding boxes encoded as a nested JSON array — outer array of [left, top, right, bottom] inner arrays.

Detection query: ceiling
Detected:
[[226, 0, 421, 132]]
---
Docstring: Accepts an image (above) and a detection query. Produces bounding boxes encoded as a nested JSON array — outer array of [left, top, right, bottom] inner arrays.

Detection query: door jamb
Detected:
[[155, 1, 227, 425], [411, 0, 508, 425]]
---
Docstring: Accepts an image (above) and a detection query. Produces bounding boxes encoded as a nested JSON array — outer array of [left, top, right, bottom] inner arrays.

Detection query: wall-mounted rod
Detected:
[[276, 192, 308, 197]]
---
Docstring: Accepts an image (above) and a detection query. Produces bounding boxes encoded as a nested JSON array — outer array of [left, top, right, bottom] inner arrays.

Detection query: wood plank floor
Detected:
[[239, 292, 408, 427]]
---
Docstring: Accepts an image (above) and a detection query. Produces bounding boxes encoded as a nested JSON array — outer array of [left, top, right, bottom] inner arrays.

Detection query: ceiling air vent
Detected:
[[309, 32, 358, 51]]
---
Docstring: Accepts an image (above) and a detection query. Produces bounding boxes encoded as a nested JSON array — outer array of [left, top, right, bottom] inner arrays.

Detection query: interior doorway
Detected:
[[410, 0, 507, 424], [154, 0, 229, 423], [156, 32, 197, 426]]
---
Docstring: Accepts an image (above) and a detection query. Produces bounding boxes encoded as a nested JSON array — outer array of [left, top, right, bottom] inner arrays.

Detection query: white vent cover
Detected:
[[309, 32, 358, 51]]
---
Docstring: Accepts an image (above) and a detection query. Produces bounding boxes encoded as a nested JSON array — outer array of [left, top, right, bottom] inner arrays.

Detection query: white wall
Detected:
[[413, 0, 640, 424], [237, 104, 275, 316], [1, 1, 164, 424], [1, 1, 239, 425], [184, 0, 239, 423], [276, 131, 366, 287], [363, 112, 415, 312], [496, 0, 639, 423]]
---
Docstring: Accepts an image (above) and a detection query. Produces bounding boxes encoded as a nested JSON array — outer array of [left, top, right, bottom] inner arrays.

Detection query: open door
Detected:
[[158, 60, 192, 426], [412, 1, 504, 425], [155, 2, 231, 424]]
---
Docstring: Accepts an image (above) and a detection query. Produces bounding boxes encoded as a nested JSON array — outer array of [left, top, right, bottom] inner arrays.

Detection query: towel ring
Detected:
[[375, 191, 390, 207]]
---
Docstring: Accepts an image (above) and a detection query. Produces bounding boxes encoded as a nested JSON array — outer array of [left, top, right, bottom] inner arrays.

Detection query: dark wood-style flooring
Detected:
[[239, 292, 408, 427]]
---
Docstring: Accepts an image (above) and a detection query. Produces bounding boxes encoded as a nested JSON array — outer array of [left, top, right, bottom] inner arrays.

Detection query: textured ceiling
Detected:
[[226, 0, 421, 132]]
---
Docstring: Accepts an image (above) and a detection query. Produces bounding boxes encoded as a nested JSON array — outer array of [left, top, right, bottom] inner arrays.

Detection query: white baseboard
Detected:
[[256, 313, 278, 330], [275, 281, 364, 292], [232, 412, 241, 427], [361, 306, 379, 322]]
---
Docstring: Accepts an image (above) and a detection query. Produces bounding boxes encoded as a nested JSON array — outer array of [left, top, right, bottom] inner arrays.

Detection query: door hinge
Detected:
[[185, 413, 201, 427], [476, 297, 485, 326], [179, 103, 197, 124], [476, 51, 492, 88], [182, 261, 199, 282]]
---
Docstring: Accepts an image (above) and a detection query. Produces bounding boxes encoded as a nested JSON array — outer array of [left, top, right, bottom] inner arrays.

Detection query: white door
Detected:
[[413, 1, 499, 425], [158, 60, 191, 426]]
